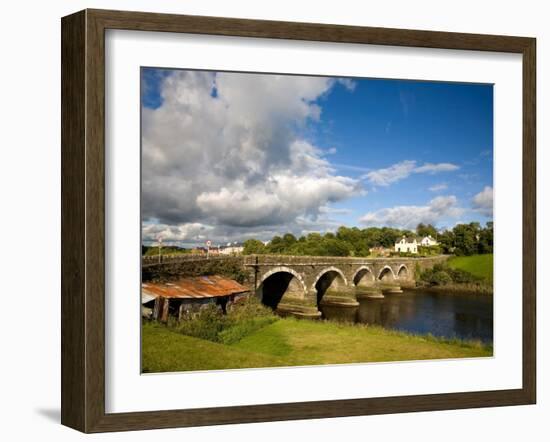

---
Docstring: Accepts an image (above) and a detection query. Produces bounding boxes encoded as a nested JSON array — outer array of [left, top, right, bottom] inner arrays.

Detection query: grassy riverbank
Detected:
[[448, 254, 493, 283], [419, 283, 493, 295], [142, 318, 492, 373], [417, 254, 493, 294]]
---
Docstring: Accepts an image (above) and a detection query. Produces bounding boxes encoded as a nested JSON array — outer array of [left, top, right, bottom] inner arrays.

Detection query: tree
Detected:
[[321, 238, 351, 256], [282, 233, 297, 246], [478, 222, 493, 254], [242, 239, 266, 255], [336, 226, 367, 256], [266, 235, 285, 254], [452, 223, 477, 255], [416, 223, 438, 238], [306, 232, 322, 242], [437, 230, 455, 254], [362, 227, 382, 248], [379, 227, 401, 248]]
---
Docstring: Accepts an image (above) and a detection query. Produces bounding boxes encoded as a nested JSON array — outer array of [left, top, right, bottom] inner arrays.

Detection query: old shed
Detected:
[[142, 275, 249, 321]]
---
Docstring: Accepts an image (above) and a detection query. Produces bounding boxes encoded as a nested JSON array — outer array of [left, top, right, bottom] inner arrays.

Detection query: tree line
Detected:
[[437, 221, 493, 255], [242, 222, 493, 257]]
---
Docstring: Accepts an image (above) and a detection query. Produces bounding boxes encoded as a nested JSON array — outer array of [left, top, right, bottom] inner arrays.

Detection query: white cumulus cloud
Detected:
[[429, 183, 448, 192], [472, 186, 493, 217], [359, 196, 464, 229], [142, 222, 213, 243], [141, 70, 361, 242], [414, 162, 460, 174], [365, 160, 417, 186], [365, 160, 460, 186]]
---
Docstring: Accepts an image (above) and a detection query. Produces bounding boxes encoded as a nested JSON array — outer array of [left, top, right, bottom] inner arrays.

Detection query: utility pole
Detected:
[[158, 237, 163, 264]]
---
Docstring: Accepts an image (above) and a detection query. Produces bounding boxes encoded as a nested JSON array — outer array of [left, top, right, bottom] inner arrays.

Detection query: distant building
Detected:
[[192, 246, 220, 255], [420, 235, 439, 247], [395, 236, 418, 254], [219, 242, 244, 256], [370, 246, 392, 257]]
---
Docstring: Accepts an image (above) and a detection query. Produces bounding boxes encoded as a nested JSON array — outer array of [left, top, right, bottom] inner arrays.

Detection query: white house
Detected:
[[394, 236, 418, 254], [219, 242, 244, 256], [420, 235, 439, 247]]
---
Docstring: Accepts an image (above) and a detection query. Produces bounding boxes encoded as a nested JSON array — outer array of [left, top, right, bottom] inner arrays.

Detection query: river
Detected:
[[321, 289, 493, 343]]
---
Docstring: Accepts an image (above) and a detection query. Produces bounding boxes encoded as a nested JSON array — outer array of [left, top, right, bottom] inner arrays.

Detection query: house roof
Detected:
[[396, 235, 418, 244], [142, 275, 249, 300], [421, 235, 436, 240]]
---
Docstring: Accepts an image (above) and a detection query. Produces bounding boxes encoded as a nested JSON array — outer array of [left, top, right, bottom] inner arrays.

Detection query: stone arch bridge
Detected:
[[142, 254, 448, 319], [243, 255, 447, 318]]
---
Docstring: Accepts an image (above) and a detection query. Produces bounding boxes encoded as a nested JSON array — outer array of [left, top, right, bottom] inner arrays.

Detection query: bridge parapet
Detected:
[[142, 253, 448, 268], [243, 254, 447, 267], [143, 254, 233, 267]]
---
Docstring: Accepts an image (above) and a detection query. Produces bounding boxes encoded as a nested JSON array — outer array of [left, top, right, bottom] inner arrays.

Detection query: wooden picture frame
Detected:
[[61, 8, 536, 433]]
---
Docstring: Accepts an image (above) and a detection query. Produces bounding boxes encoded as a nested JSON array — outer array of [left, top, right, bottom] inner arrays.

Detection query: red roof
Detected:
[[142, 275, 249, 299]]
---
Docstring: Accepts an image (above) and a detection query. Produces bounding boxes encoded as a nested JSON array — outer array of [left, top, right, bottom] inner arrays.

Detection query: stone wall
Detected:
[[142, 256, 250, 284]]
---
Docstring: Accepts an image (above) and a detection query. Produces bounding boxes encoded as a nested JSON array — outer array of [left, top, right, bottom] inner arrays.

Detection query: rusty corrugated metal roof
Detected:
[[142, 292, 156, 304], [142, 275, 249, 299]]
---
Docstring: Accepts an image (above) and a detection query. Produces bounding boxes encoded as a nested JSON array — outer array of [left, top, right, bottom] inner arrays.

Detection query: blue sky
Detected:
[[141, 68, 493, 246], [302, 78, 493, 228]]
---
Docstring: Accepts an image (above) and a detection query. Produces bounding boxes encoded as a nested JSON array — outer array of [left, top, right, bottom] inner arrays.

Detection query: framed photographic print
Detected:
[[61, 9, 536, 433]]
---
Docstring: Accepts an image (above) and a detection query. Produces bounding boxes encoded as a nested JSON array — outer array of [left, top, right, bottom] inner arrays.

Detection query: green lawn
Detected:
[[448, 254, 493, 283], [142, 319, 492, 373], [142, 322, 285, 372]]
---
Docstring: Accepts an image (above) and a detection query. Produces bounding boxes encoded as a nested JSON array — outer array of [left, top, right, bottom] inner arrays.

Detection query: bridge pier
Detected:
[[317, 288, 359, 324], [319, 295, 360, 308], [276, 290, 322, 319], [356, 286, 385, 299], [319, 286, 359, 308], [379, 282, 404, 294]]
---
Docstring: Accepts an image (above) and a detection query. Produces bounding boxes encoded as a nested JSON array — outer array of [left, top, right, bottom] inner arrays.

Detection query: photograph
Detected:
[[1, 0, 543, 438], [140, 68, 495, 373]]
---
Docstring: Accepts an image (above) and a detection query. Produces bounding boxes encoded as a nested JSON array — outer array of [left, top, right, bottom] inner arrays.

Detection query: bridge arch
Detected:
[[259, 266, 307, 289], [378, 265, 396, 281], [312, 267, 348, 304], [311, 266, 348, 290], [257, 266, 307, 309], [353, 266, 375, 287], [397, 264, 410, 279]]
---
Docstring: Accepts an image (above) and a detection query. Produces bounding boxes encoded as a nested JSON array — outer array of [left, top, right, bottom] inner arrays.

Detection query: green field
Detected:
[[142, 318, 492, 373], [448, 254, 493, 283]]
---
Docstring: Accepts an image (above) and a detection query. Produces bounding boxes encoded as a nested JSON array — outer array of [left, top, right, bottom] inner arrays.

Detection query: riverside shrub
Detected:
[[420, 263, 481, 286], [174, 297, 277, 344]]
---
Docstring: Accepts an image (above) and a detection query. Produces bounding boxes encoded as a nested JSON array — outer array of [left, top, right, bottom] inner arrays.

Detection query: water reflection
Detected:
[[320, 289, 493, 343]]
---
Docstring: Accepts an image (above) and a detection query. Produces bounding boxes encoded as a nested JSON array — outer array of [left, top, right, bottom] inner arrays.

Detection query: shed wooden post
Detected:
[[161, 298, 170, 322], [152, 297, 161, 320]]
